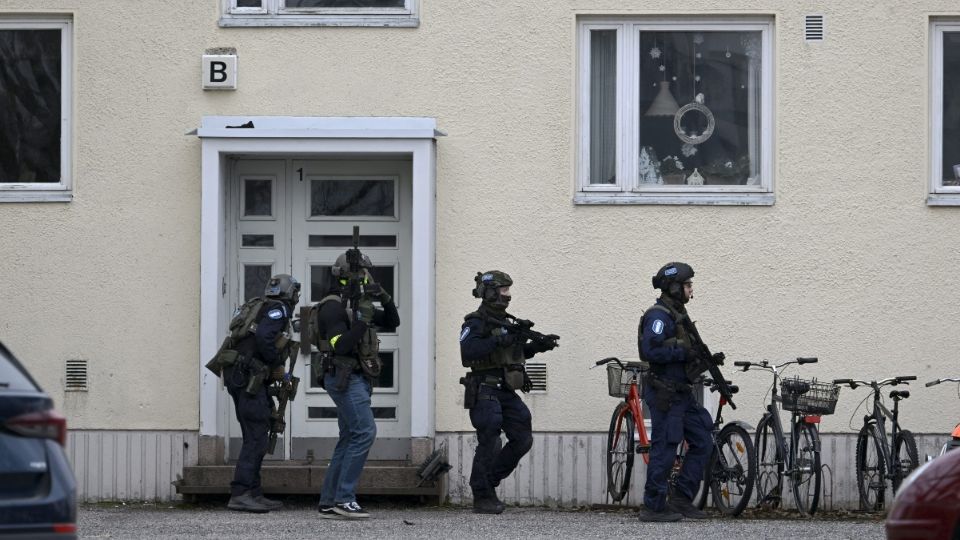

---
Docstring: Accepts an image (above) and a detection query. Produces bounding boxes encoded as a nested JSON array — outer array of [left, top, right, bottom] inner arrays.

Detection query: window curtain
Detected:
[[590, 30, 617, 184]]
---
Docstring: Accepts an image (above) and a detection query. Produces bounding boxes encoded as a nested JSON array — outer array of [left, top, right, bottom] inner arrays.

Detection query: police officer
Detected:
[[224, 274, 300, 513], [459, 271, 558, 514], [314, 250, 399, 520], [637, 262, 713, 522]]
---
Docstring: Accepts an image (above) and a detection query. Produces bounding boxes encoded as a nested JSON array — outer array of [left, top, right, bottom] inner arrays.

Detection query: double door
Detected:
[[227, 157, 412, 460]]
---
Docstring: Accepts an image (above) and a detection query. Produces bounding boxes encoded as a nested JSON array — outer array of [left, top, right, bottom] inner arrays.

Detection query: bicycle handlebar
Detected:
[[927, 380, 939, 387], [797, 357, 818, 364], [733, 361, 750, 367], [595, 357, 621, 367], [833, 376, 917, 389], [927, 377, 960, 387]]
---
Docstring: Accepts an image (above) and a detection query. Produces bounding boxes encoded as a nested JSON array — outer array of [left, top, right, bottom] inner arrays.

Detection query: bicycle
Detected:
[[733, 357, 838, 516], [596, 357, 755, 515], [669, 376, 756, 516], [832, 375, 918, 511], [925, 376, 960, 456], [596, 357, 650, 503]]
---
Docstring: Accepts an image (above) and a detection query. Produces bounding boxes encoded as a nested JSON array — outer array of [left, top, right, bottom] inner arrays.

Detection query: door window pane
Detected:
[[244, 265, 272, 301], [237, 0, 262, 6], [371, 351, 394, 388], [244, 179, 273, 216], [286, 0, 404, 7], [242, 234, 274, 247], [0, 29, 61, 184], [942, 32, 960, 187], [308, 234, 397, 248], [310, 179, 395, 217], [590, 29, 617, 185], [638, 31, 762, 187]]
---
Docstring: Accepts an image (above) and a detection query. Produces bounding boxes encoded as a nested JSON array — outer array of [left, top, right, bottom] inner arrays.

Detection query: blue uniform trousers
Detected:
[[469, 385, 533, 498], [642, 387, 713, 511], [225, 366, 272, 498]]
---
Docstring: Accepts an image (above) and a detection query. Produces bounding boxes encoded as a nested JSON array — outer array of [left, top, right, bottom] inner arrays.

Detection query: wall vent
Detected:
[[525, 362, 547, 393], [805, 14, 824, 42], [65, 359, 88, 391]]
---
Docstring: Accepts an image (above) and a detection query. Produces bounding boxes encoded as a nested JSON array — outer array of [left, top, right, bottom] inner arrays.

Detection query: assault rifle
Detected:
[[343, 225, 382, 305], [484, 313, 561, 352], [681, 319, 735, 409], [267, 334, 301, 454]]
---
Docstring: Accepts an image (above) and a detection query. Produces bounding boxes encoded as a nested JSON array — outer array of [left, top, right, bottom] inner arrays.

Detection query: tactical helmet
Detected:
[[331, 251, 373, 279], [265, 274, 301, 304], [473, 270, 513, 308], [652, 262, 694, 303]]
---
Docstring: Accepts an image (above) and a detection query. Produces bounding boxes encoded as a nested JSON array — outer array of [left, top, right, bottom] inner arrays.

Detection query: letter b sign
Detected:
[[202, 55, 237, 90]]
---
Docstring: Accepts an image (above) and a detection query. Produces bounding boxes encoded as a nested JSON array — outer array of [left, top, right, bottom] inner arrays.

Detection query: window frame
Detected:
[[0, 16, 73, 203], [576, 16, 775, 205], [220, 0, 419, 28], [930, 21, 960, 205]]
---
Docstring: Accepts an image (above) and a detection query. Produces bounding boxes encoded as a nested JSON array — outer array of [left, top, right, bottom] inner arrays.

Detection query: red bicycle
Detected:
[[596, 357, 650, 502], [926, 376, 960, 456]]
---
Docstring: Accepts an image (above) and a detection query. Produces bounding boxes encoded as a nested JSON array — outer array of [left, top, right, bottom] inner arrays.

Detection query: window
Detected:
[[577, 18, 774, 205], [0, 16, 72, 202], [220, 0, 418, 27], [930, 22, 960, 205]]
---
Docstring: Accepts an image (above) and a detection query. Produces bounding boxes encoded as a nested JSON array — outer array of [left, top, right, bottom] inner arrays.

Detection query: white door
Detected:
[[228, 158, 413, 461]]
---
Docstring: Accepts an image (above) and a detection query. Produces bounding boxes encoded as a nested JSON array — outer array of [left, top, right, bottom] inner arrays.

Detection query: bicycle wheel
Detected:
[[790, 421, 821, 516], [855, 423, 886, 511], [606, 402, 635, 502], [708, 423, 756, 516], [755, 415, 784, 509], [892, 430, 919, 493]]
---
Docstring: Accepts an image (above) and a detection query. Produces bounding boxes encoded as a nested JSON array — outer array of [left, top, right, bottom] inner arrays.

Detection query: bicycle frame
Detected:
[[865, 383, 901, 478], [618, 368, 651, 462], [758, 364, 818, 485]]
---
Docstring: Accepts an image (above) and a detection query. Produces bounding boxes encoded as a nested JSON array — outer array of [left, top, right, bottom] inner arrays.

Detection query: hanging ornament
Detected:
[[693, 33, 704, 45], [725, 46, 732, 59], [673, 36, 715, 145], [696, 52, 702, 59], [645, 81, 681, 116], [659, 64, 666, 72], [681, 143, 698, 157], [650, 46, 661, 59]]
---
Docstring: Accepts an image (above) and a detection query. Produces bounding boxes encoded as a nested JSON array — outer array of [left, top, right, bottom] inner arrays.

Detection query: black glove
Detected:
[[711, 352, 726, 365], [535, 335, 560, 352], [521, 372, 533, 393]]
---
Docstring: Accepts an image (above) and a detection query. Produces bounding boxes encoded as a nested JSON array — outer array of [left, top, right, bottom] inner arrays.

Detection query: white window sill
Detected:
[[0, 190, 72, 203], [574, 192, 774, 206], [927, 193, 960, 206], [219, 14, 419, 27]]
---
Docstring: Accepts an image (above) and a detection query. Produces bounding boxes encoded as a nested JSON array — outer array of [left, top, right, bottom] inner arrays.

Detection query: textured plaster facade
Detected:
[[0, 1, 958, 442]]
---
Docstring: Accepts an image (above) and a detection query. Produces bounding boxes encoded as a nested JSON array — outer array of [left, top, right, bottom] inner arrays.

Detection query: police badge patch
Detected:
[[459, 327, 471, 342], [267, 309, 284, 320], [652, 319, 664, 335]]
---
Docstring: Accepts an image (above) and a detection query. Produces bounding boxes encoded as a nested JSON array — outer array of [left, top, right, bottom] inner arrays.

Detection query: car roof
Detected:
[[0, 341, 42, 393]]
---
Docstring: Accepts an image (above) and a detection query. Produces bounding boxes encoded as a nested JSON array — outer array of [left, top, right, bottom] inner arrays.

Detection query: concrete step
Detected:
[[175, 462, 442, 498]]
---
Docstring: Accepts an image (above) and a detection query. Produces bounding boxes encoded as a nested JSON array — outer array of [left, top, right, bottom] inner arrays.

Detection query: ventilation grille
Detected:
[[525, 363, 547, 393], [65, 359, 88, 391], [805, 14, 824, 42]]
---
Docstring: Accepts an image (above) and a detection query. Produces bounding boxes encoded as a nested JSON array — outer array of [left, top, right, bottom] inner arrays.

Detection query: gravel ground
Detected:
[[79, 498, 885, 540]]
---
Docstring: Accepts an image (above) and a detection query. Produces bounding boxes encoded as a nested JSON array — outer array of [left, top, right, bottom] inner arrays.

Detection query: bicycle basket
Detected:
[[781, 377, 841, 415], [606, 361, 647, 398]]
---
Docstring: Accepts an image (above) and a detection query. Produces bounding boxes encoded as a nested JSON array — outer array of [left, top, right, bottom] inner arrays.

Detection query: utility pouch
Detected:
[[244, 357, 269, 395], [502, 365, 525, 391], [357, 327, 382, 378], [204, 337, 238, 377], [461, 376, 479, 409], [332, 356, 357, 391]]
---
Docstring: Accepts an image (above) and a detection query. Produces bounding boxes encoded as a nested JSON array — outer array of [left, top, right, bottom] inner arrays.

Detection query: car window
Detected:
[[0, 432, 47, 473], [0, 348, 38, 391]]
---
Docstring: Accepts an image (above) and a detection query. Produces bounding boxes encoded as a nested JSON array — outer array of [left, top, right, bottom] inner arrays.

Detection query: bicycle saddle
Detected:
[[889, 390, 910, 400]]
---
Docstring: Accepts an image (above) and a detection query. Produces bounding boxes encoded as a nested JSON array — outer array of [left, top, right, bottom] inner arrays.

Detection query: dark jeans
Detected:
[[225, 366, 271, 498], [469, 385, 533, 498], [642, 387, 713, 511]]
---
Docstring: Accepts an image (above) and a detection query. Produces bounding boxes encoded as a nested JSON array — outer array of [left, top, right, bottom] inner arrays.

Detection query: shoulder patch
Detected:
[[651, 319, 664, 335], [267, 309, 284, 320], [459, 327, 471, 342]]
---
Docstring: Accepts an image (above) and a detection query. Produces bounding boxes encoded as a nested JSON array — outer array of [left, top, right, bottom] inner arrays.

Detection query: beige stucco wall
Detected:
[[1, 1, 959, 435]]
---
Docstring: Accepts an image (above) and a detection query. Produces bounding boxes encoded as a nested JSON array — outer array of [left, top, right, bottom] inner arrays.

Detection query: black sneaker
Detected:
[[255, 494, 283, 510], [473, 496, 505, 515], [226, 492, 270, 514], [637, 505, 683, 522], [318, 505, 344, 519], [667, 495, 709, 520], [333, 501, 370, 519]]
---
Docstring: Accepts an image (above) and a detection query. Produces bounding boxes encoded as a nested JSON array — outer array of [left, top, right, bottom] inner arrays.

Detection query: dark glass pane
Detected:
[[638, 31, 761, 187], [237, 0, 262, 6], [371, 407, 396, 419], [589, 29, 616, 184], [370, 351, 394, 388], [242, 234, 274, 247], [310, 264, 395, 331], [0, 29, 61, 184], [310, 179, 394, 217], [244, 179, 272, 216], [286, 0, 404, 7], [943, 32, 960, 186], [244, 265, 272, 301], [308, 234, 397, 248]]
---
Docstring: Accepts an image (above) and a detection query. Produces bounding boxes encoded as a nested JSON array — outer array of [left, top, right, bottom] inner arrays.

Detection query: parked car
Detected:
[[886, 447, 960, 540], [0, 342, 77, 539]]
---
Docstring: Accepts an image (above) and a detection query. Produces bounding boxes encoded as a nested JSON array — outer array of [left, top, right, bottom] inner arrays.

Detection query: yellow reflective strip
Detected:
[[339, 279, 348, 286], [329, 334, 342, 348]]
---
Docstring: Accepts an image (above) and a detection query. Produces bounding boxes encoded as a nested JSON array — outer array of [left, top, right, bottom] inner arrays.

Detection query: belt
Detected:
[[649, 374, 692, 393]]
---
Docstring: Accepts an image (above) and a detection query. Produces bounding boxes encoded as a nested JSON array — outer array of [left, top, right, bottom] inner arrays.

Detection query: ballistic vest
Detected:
[[463, 311, 522, 371], [639, 301, 695, 362], [313, 294, 381, 377]]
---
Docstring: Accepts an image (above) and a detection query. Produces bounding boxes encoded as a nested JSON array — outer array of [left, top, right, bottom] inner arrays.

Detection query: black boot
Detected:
[[473, 494, 505, 515], [637, 505, 683, 522], [667, 494, 709, 520]]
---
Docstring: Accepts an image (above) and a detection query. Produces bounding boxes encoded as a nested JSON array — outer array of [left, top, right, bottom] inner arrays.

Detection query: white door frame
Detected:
[[195, 117, 439, 460]]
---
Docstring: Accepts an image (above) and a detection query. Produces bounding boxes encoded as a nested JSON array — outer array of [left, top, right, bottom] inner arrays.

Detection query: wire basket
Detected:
[[781, 377, 841, 415], [606, 362, 647, 398]]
